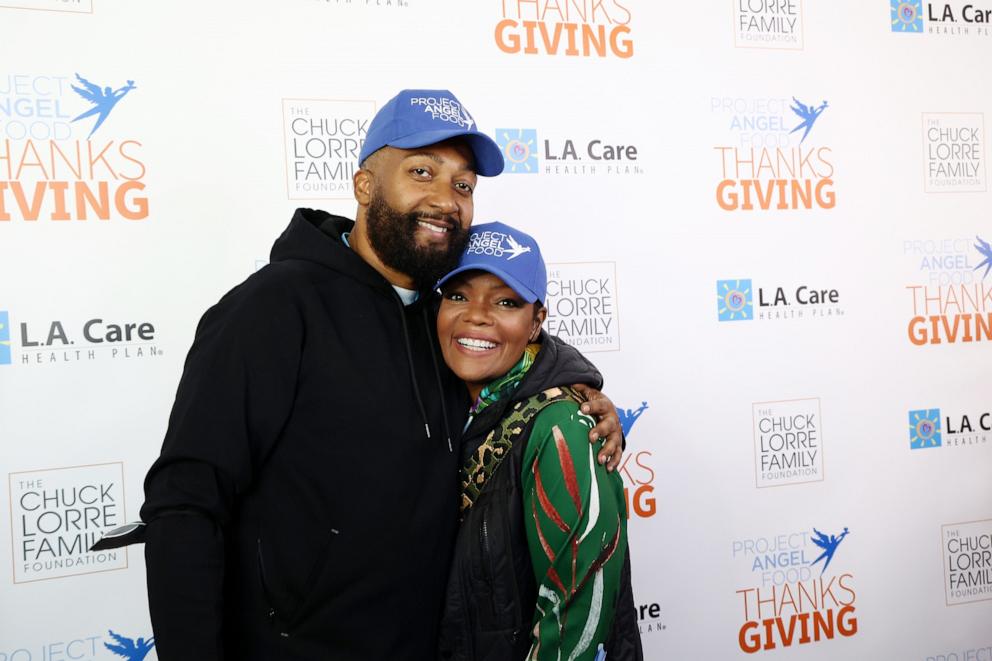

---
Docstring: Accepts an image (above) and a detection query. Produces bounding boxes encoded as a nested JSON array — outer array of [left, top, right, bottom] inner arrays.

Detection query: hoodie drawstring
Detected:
[[423, 310, 454, 453], [395, 296, 432, 441]]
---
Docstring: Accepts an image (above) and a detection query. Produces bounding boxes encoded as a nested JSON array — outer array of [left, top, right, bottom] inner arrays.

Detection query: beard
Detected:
[[365, 192, 470, 291]]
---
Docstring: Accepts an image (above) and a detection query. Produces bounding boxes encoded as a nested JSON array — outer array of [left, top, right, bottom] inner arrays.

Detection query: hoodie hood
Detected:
[[270, 208, 396, 294]]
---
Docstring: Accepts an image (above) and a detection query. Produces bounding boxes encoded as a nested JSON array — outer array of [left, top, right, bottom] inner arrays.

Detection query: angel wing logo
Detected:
[[103, 630, 155, 661], [789, 97, 829, 144], [809, 527, 849, 576], [503, 233, 532, 260], [618, 401, 649, 436], [70, 73, 137, 138], [974, 235, 992, 280]]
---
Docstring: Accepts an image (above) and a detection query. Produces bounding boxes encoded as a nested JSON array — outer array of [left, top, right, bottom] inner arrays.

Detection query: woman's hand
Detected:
[[571, 384, 624, 471]]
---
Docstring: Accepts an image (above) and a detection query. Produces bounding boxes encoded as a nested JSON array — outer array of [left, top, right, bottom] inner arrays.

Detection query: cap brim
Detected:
[[390, 129, 505, 176], [436, 265, 539, 304]]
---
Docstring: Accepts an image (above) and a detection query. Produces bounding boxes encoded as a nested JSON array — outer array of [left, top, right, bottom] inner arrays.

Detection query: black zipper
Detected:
[[479, 511, 498, 618], [256, 538, 279, 626]]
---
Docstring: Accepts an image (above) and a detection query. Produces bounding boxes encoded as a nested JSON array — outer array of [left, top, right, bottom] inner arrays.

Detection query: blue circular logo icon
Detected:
[[898, 2, 918, 24], [504, 139, 531, 165], [916, 419, 935, 439], [724, 290, 746, 312]]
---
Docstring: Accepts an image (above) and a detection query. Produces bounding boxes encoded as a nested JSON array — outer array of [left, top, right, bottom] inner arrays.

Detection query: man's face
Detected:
[[363, 139, 478, 289]]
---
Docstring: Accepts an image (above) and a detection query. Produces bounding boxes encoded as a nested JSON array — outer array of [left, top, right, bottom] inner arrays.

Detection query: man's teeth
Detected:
[[417, 221, 448, 234], [457, 338, 496, 351]]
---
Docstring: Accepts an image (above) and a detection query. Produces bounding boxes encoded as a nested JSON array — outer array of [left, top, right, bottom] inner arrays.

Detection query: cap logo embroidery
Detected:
[[466, 231, 532, 260], [409, 96, 475, 129]]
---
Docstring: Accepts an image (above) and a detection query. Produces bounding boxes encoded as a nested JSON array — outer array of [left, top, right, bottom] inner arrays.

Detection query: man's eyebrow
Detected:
[[402, 151, 444, 165]]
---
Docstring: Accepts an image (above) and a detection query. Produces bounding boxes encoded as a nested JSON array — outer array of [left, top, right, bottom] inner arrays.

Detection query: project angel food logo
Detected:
[[891, 0, 992, 36], [1, 630, 155, 661], [0, 310, 162, 366], [712, 95, 836, 213], [732, 526, 857, 654], [0, 72, 148, 222], [616, 402, 656, 520], [923, 113, 987, 192], [283, 99, 375, 199], [495, 0, 633, 58], [734, 0, 804, 49], [717, 278, 844, 322], [752, 398, 824, 488], [9, 463, 128, 582], [0, 0, 92, 12], [903, 236, 992, 346], [545, 262, 619, 352], [494, 127, 643, 176], [925, 643, 992, 661], [942, 520, 992, 606], [908, 407, 990, 450]]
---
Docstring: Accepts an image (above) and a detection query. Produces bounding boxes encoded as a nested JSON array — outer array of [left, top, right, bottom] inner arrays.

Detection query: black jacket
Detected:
[[141, 208, 468, 660], [438, 334, 643, 661]]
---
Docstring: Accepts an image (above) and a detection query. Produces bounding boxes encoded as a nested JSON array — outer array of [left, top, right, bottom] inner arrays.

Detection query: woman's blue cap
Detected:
[[437, 221, 547, 304], [358, 89, 505, 176]]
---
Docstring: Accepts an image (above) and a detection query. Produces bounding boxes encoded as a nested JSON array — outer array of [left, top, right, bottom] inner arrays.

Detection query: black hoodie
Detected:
[[141, 208, 468, 660]]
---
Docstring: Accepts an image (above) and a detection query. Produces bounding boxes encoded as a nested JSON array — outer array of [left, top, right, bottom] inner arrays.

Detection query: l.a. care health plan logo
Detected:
[[891, 0, 924, 31], [717, 278, 844, 322], [752, 398, 824, 488], [492, 126, 643, 176], [545, 261, 620, 352], [734, 0, 804, 49], [282, 98, 375, 200], [717, 279, 753, 321], [10, 463, 128, 583], [909, 408, 942, 449], [496, 128, 539, 174], [0, 72, 148, 222], [942, 519, 992, 606]]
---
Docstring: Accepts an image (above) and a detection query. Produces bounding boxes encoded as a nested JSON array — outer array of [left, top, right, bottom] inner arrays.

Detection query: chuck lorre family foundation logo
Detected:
[[752, 398, 824, 488], [732, 526, 858, 654], [712, 95, 835, 213], [734, 0, 804, 49], [495, 0, 633, 58], [9, 463, 128, 582], [545, 261, 620, 351], [942, 519, 992, 606], [922, 113, 987, 192], [0, 72, 148, 222], [283, 98, 375, 199]]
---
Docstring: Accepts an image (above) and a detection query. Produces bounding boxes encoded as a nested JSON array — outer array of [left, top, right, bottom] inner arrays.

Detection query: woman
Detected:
[[436, 222, 642, 661]]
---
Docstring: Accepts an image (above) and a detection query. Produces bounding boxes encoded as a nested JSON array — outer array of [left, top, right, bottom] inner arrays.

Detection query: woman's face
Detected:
[[437, 271, 546, 400]]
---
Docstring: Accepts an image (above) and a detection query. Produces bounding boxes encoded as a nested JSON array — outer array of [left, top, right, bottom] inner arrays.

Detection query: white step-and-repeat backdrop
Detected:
[[2, 1, 991, 659]]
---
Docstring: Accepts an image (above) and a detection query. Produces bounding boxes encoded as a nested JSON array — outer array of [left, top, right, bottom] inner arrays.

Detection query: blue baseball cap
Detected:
[[359, 89, 504, 176], [436, 221, 547, 303]]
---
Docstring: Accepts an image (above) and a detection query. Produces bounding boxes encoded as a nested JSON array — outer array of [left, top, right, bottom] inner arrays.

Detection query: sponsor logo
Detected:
[[732, 526, 858, 653], [892, 0, 925, 31], [616, 402, 656, 519], [545, 262, 619, 352], [905, 237, 992, 345], [9, 463, 127, 582], [283, 98, 375, 199], [495, 0, 634, 58], [0, 310, 11, 364], [0, 310, 162, 366], [0, 72, 148, 221], [909, 406, 990, 449], [491, 127, 643, 176], [753, 398, 824, 488], [496, 128, 539, 174], [923, 113, 987, 192], [1, 630, 155, 661], [924, 643, 992, 661], [892, 1, 992, 36], [942, 520, 992, 605], [466, 228, 531, 260], [735, 0, 804, 49], [718, 279, 753, 321], [717, 278, 844, 321], [712, 95, 836, 212], [637, 601, 666, 635], [909, 409, 942, 449], [0, 0, 92, 12]]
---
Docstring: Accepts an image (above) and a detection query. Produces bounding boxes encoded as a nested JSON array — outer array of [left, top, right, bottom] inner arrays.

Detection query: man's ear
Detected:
[[353, 167, 373, 207]]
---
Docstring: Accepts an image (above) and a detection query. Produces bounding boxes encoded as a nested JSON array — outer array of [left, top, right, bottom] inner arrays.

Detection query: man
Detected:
[[138, 90, 622, 660]]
